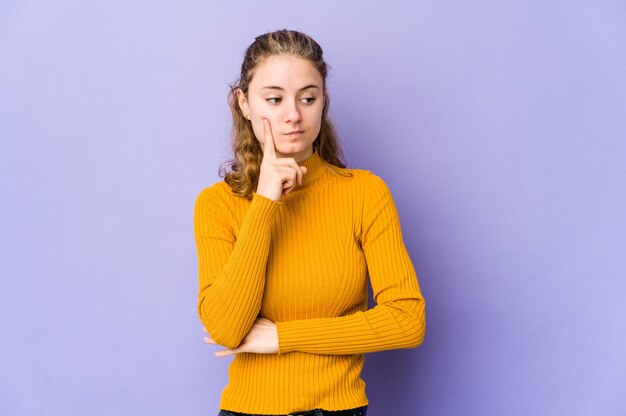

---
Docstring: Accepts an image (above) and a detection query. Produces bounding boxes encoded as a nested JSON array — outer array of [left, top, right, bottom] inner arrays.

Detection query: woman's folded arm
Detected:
[[194, 185, 282, 349], [276, 172, 426, 355]]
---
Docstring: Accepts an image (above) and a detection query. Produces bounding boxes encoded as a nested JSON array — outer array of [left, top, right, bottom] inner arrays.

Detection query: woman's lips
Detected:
[[284, 130, 303, 137]]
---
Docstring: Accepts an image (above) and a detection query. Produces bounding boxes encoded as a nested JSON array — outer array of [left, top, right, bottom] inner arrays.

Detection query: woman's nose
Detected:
[[284, 99, 302, 123]]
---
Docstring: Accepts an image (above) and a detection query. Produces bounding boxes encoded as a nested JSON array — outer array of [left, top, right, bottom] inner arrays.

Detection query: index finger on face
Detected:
[[262, 118, 277, 160]]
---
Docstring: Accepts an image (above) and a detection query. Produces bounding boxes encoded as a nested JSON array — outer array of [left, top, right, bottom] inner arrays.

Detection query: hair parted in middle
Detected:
[[218, 28, 352, 200]]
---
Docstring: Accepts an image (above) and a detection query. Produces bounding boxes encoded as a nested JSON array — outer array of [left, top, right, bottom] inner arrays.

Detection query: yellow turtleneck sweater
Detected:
[[193, 149, 426, 414]]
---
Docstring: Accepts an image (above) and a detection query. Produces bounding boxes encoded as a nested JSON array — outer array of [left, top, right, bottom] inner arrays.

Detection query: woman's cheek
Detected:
[[251, 120, 264, 142], [252, 115, 276, 141]]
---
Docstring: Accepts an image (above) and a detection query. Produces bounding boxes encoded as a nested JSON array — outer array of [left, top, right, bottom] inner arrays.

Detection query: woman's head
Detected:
[[220, 29, 348, 199], [237, 53, 324, 160]]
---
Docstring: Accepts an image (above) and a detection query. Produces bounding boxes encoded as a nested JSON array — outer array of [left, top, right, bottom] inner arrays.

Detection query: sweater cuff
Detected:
[[276, 318, 341, 355], [276, 320, 299, 355], [250, 192, 283, 217]]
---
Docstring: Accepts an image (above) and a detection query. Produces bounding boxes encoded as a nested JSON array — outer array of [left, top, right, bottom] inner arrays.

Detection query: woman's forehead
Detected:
[[250, 54, 323, 90]]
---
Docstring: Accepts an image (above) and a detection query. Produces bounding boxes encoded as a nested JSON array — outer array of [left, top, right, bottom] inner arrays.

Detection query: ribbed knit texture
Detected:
[[193, 149, 426, 414]]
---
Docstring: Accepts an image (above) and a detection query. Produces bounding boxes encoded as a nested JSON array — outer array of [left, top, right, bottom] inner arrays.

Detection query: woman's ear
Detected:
[[236, 88, 250, 118]]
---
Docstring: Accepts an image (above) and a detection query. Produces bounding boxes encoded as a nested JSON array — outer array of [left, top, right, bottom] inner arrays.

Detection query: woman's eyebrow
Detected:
[[261, 84, 320, 92]]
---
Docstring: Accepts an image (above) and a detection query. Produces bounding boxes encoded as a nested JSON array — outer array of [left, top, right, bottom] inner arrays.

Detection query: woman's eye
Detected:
[[266, 97, 317, 104]]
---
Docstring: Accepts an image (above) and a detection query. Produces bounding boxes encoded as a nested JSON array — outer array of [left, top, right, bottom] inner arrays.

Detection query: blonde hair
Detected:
[[218, 29, 351, 199]]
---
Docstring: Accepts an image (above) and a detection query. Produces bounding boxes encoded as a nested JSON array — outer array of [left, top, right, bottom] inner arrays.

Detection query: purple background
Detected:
[[1, 1, 625, 415]]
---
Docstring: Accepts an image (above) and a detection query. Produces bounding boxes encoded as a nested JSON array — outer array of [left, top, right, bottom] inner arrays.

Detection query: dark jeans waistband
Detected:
[[218, 405, 367, 416]]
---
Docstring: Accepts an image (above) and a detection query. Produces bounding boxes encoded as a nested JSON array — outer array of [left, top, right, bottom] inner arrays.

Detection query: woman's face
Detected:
[[237, 54, 325, 161]]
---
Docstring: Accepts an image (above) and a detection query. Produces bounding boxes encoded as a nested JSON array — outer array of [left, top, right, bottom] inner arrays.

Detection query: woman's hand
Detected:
[[255, 118, 308, 202], [203, 317, 279, 357]]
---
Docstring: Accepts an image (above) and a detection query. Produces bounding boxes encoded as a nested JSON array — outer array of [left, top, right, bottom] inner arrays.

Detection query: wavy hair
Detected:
[[218, 29, 351, 199]]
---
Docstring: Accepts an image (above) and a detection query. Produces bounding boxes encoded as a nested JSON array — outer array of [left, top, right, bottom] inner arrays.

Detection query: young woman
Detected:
[[194, 29, 426, 416]]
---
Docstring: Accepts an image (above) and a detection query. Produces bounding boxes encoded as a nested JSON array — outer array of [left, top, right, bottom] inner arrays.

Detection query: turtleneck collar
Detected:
[[292, 148, 328, 191]]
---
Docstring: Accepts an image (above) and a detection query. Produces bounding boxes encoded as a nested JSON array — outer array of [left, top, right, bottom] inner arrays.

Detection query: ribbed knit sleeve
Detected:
[[276, 172, 426, 355], [194, 185, 282, 349]]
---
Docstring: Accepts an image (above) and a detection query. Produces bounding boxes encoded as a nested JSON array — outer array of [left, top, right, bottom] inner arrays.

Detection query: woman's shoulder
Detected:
[[197, 179, 227, 196], [336, 166, 396, 210], [333, 164, 387, 189], [195, 180, 234, 209]]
